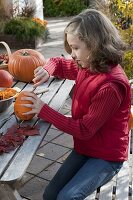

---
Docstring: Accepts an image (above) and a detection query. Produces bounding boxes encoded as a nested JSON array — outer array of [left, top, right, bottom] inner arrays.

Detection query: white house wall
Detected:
[[31, 0, 44, 19], [1, 0, 44, 19]]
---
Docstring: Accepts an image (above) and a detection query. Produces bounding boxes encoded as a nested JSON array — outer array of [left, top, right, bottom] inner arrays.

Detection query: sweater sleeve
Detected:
[[44, 57, 78, 80], [38, 82, 124, 140]]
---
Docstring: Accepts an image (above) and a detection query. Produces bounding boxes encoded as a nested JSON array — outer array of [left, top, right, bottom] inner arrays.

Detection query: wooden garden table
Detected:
[[0, 77, 74, 200]]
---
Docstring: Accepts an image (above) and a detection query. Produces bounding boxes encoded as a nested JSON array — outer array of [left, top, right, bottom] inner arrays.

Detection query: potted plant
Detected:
[[0, 0, 48, 49], [0, 17, 48, 48]]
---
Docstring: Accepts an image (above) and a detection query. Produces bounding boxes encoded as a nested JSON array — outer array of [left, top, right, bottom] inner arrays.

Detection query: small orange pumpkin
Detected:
[[14, 91, 35, 121], [0, 69, 13, 87], [8, 49, 46, 83]]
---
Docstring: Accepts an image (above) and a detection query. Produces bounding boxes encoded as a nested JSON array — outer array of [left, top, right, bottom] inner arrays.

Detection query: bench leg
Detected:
[[0, 184, 22, 200]]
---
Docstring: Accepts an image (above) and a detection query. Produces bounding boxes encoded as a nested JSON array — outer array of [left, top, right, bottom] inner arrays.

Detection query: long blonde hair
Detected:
[[64, 9, 126, 73]]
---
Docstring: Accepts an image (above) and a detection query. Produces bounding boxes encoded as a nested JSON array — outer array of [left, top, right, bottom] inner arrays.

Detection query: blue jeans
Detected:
[[43, 150, 123, 200]]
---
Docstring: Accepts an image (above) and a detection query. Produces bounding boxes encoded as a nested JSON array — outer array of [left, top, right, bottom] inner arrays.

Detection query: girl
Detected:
[[22, 9, 131, 200]]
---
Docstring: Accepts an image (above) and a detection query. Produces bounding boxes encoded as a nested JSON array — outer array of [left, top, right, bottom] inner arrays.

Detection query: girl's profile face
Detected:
[[67, 33, 90, 68]]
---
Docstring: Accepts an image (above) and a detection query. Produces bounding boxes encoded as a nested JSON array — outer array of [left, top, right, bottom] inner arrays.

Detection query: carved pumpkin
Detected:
[[0, 69, 13, 87], [14, 91, 35, 121], [8, 49, 46, 83]]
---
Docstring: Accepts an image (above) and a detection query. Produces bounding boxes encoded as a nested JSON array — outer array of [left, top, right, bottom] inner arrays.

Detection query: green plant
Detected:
[[0, 0, 48, 42], [122, 50, 133, 79], [58, 0, 87, 16], [3, 17, 47, 41], [109, 0, 133, 79], [43, 0, 87, 17]]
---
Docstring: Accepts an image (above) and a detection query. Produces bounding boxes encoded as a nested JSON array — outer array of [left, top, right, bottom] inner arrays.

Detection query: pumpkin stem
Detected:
[[21, 51, 29, 56]]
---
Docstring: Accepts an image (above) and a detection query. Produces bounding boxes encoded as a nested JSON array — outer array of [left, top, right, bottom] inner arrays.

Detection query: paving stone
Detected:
[[43, 128, 63, 142], [20, 173, 34, 187], [12, 173, 34, 190], [38, 44, 67, 59], [27, 156, 53, 175], [38, 162, 61, 180], [52, 133, 73, 148], [57, 150, 72, 163], [19, 177, 49, 200], [36, 142, 70, 160]]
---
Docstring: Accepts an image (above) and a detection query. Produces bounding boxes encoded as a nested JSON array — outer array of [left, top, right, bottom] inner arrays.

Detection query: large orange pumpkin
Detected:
[[0, 69, 13, 87], [14, 91, 35, 121], [8, 49, 46, 83]]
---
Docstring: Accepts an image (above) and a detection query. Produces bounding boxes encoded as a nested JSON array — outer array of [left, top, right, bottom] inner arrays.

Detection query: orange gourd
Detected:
[[14, 91, 35, 121], [0, 69, 13, 87], [8, 49, 46, 83]]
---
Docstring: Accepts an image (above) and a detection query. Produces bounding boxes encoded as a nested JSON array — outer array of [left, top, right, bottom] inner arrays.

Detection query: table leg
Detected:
[[0, 184, 22, 200]]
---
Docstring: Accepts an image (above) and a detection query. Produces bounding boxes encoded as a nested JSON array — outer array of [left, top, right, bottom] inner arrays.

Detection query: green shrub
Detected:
[[109, 0, 133, 79], [43, 0, 60, 17], [4, 17, 47, 41], [122, 50, 133, 79], [43, 0, 87, 17]]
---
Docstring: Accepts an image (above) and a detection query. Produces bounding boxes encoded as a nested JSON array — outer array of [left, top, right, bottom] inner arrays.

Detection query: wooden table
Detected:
[[0, 77, 74, 200]]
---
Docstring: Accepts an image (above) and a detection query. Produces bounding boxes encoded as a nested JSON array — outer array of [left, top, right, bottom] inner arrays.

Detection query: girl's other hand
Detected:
[[21, 91, 45, 115], [33, 66, 49, 88]]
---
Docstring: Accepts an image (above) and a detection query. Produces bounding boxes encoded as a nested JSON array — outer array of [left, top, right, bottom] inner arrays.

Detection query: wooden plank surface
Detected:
[[115, 161, 130, 200]]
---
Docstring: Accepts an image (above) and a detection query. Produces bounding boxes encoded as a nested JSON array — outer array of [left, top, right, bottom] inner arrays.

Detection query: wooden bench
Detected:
[[0, 77, 74, 200]]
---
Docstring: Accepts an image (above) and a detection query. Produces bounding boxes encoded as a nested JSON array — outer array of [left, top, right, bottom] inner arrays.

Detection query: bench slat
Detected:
[[85, 191, 96, 200], [99, 179, 115, 199], [115, 161, 130, 200]]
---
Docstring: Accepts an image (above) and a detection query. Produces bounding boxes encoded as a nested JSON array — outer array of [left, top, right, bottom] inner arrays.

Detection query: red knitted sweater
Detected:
[[38, 57, 131, 161]]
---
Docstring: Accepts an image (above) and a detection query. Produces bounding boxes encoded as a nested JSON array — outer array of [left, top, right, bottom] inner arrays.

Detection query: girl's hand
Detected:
[[33, 66, 49, 88], [21, 92, 45, 115]]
